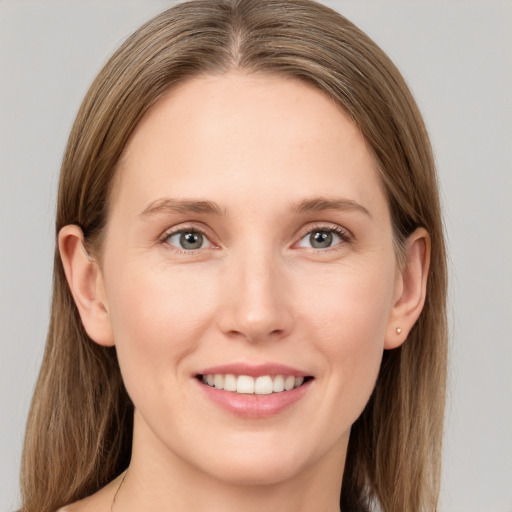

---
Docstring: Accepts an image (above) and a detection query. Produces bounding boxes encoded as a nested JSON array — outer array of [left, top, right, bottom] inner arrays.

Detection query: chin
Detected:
[[188, 431, 339, 488], [202, 456, 306, 487]]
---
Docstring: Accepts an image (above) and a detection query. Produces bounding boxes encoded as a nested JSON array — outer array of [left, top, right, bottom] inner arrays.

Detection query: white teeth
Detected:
[[284, 375, 295, 391], [214, 374, 224, 389], [254, 376, 273, 395], [224, 374, 237, 392], [273, 375, 285, 392], [201, 373, 308, 394], [236, 375, 255, 394]]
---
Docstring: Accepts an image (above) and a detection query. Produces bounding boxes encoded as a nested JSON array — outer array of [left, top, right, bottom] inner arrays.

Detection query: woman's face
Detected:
[[99, 73, 403, 485]]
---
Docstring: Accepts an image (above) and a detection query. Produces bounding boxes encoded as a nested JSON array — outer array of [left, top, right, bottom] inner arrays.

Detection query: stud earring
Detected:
[[396, 327, 402, 335]]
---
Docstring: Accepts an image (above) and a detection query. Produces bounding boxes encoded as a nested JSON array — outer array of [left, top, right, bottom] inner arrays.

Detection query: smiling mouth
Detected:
[[196, 374, 312, 395], [195, 370, 314, 417]]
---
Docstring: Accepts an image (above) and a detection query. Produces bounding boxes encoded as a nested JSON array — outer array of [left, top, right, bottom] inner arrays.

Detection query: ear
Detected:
[[384, 227, 431, 350], [58, 225, 115, 347]]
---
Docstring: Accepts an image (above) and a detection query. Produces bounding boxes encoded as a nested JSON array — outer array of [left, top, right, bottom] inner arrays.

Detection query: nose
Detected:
[[217, 247, 293, 344]]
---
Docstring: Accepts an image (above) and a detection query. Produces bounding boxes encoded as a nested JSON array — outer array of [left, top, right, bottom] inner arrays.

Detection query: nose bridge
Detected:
[[220, 241, 291, 342]]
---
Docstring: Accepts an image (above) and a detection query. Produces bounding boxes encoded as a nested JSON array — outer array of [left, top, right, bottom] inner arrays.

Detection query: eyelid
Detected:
[[158, 223, 217, 250], [292, 223, 353, 249], [156, 221, 352, 252]]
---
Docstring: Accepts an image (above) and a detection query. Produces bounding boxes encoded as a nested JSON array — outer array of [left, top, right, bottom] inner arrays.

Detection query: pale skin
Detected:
[[58, 73, 430, 512]]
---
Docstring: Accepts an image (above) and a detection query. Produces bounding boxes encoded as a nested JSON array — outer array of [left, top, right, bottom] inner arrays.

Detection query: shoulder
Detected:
[[54, 497, 96, 512], [54, 494, 107, 512], [54, 473, 123, 512]]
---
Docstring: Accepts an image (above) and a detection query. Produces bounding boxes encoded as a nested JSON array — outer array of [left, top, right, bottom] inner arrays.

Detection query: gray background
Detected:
[[1, 1, 511, 511]]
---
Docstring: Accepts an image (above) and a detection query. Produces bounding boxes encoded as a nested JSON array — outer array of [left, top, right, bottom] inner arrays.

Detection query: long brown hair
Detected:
[[20, 1, 447, 511]]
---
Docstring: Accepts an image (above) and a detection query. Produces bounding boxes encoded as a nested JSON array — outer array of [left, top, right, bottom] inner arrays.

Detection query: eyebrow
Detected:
[[138, 197, 224, 217], [293, 197, 371, 217], [138, 196, 371, 219]]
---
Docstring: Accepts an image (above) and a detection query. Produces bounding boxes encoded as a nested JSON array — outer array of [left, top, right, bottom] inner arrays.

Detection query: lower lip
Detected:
[[196, 379, 312, 418]]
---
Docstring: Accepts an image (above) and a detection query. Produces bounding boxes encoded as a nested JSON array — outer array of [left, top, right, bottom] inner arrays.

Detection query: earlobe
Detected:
[[58, 225, 115, 347], [384, 227, 431, 350]]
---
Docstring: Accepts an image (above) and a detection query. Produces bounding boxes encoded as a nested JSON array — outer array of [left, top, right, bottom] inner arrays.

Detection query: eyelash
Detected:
[[294, 224, 353, 251], [158, 224, 214, 254], [158, 223, 353, 253]]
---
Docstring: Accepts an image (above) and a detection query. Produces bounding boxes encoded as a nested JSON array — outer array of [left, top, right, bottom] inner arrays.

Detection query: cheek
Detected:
[[299, 260, 395, 416], [104, 262, 218, 398], [301, 257, 395, 346]]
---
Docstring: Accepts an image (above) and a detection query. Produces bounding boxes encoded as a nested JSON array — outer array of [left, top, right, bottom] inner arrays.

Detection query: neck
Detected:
[[114, 413, 347, 512]]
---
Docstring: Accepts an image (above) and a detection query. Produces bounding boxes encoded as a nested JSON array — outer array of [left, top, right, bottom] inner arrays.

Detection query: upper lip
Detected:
[[195, 362, 311, 378]]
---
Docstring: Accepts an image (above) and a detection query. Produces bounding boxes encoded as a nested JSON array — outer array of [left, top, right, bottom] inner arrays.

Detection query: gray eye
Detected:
[[167, 231, 207, 250], [296, 229, 344, 249], [309, 231, 333, 249], [180, 232, 203, 250]]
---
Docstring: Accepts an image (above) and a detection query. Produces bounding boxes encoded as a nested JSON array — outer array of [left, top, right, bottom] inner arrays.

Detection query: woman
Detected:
[[20, 1, 447, 511]]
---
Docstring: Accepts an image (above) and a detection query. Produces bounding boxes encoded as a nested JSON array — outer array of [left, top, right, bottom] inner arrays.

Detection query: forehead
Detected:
[[112, 72, 387, 218]]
